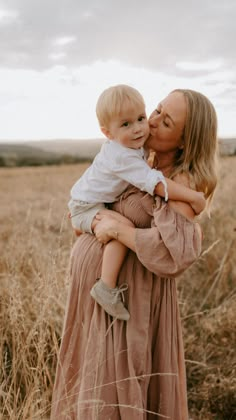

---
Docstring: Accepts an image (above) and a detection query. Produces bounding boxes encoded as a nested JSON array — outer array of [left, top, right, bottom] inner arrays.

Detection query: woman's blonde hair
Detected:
[[170, 89, 218, 208], [96, 84, 145, 129]]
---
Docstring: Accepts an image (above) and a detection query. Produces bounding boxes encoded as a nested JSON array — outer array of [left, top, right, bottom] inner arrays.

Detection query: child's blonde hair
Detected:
[[96, 84, 145, 129], [169, 89, 218, 209]]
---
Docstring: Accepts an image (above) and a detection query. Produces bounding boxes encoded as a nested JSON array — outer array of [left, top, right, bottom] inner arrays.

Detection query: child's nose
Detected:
[[133, 122, 141, 133]]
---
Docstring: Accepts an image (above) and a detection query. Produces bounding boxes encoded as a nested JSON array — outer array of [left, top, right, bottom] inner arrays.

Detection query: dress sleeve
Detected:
[[134, 198, 202, 277]]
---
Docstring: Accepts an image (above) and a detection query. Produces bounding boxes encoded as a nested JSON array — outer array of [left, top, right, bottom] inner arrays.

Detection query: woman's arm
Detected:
[[94, 201, 202, 278], [154, 176, 205, 216], [155, 172, 205, 220], [94, 172, 199, 246]]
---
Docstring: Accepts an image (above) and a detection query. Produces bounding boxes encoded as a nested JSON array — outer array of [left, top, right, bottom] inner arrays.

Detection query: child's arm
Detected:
[[154, 175, 205, 215], [109, 149, 205, 214]]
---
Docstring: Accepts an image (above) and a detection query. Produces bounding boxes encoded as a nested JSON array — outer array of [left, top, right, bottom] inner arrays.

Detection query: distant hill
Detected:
[[218, 138, 236, 155], [0, 139, 104, 167], [0, 143, 60, 167], [26, 138, 104, 159], [26, 137, 236, 156], [0, 137, 235, 167]]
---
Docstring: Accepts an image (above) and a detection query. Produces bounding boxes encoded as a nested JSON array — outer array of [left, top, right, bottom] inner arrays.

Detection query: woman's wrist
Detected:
[[110, 221, 121, 240], [110, 221, 136, 252]]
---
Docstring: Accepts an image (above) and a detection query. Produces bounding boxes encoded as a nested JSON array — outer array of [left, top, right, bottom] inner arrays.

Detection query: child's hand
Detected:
[[191, 191, 206, 215]]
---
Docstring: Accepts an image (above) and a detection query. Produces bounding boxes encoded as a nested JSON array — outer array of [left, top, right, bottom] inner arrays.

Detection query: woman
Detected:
[[51, 89, 218, 419]]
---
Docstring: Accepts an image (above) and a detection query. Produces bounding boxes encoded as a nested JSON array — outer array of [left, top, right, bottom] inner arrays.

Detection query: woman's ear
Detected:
[[179, 131, 185, 149], [178, 137, 184, 149], [101, 126, 112, 139]]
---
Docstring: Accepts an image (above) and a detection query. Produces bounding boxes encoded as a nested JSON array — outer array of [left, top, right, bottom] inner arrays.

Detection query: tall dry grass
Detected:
[[0, 158, 235, 419]]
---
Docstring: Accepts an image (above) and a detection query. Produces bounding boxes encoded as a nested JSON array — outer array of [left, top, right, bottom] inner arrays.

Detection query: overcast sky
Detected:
[[0, 0, 235, 141]]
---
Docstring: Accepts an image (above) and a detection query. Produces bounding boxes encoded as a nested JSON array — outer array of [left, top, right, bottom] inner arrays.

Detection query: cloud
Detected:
[[0, 7, 19, 24], [0, 60, 235, 140], [53, 36, 76, 47], [0, 0, 235, 139], [0, 0, 235, 73], [176, 59, 224, 72]]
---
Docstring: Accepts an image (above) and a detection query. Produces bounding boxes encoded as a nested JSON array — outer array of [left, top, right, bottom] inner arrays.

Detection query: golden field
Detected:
[[0, 158, 235, 419]]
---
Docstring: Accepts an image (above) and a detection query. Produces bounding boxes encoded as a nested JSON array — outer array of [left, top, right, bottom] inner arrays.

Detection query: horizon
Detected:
[[0, 136, 236, 146]]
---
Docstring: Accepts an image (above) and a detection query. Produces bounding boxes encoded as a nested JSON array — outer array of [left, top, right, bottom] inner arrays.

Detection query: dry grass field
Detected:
[[0, 158, 235, 419]]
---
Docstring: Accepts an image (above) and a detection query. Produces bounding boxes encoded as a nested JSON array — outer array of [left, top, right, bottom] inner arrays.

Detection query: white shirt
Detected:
[[70, 140, 167, 203]]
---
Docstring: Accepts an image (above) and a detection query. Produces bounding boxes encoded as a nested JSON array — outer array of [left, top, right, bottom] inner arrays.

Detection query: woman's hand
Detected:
[[190, 191, 206, 215], [93, 214, 118, 244]]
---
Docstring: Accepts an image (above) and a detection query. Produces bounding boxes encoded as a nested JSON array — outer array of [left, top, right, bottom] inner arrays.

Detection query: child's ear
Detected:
[[101, 126, 112, 139]]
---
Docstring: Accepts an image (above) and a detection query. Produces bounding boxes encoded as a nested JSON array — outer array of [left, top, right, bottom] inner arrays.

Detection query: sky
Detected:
[[0, 0, 236, 142]]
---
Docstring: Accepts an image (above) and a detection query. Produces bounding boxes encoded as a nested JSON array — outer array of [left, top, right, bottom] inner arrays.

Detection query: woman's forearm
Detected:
[[154, 178, 206, 215], [112, 222, 136, 251], [102, 220, 136, 252], [155, 178, 195, 203]]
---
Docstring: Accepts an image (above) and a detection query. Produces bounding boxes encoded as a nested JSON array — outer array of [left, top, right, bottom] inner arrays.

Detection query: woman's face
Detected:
[[146, 91, 187, 153]]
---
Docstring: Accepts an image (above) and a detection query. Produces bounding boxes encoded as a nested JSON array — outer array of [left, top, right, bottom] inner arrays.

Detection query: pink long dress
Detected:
[[51, 187, 201, 420]]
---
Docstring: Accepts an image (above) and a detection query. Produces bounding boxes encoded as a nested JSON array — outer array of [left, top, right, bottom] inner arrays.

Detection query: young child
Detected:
[[68, 84, 205, 321]]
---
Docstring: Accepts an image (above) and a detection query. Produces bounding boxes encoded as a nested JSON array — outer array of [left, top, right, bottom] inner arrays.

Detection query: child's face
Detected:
[[104, 102, 150, 149]]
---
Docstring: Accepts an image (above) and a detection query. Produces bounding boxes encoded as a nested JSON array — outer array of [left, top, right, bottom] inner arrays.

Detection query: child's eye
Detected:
[[138, 116, 145, 122], [156, 109, 161, 114], [122, 122, 129, 127], [163, 121, 169, 127]]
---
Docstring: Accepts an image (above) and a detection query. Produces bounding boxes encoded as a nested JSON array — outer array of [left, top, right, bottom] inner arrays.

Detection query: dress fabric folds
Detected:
[[51, 187, 201, 420]]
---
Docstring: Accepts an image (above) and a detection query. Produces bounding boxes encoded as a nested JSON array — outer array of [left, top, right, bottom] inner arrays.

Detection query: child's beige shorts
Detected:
[[68, 199, 105, 233]]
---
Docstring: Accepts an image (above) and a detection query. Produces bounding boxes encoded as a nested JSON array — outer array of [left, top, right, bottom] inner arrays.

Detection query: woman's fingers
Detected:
[[94, 218, 114, 244], [94, 228, 111, 244]]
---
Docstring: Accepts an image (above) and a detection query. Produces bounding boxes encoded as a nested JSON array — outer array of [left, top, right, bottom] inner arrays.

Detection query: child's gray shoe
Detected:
[[90, 278, 130, 321]]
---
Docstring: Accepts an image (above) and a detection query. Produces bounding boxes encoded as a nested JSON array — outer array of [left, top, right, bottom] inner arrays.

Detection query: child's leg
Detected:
[[99, 210, 134, 288], [90, 211, 134, 320], [69, 200, 105, 233], [101, 240, 127, 288]]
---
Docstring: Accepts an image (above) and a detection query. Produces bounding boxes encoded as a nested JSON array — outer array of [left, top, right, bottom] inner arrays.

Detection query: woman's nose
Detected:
[[149, 115, 159, 128]]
